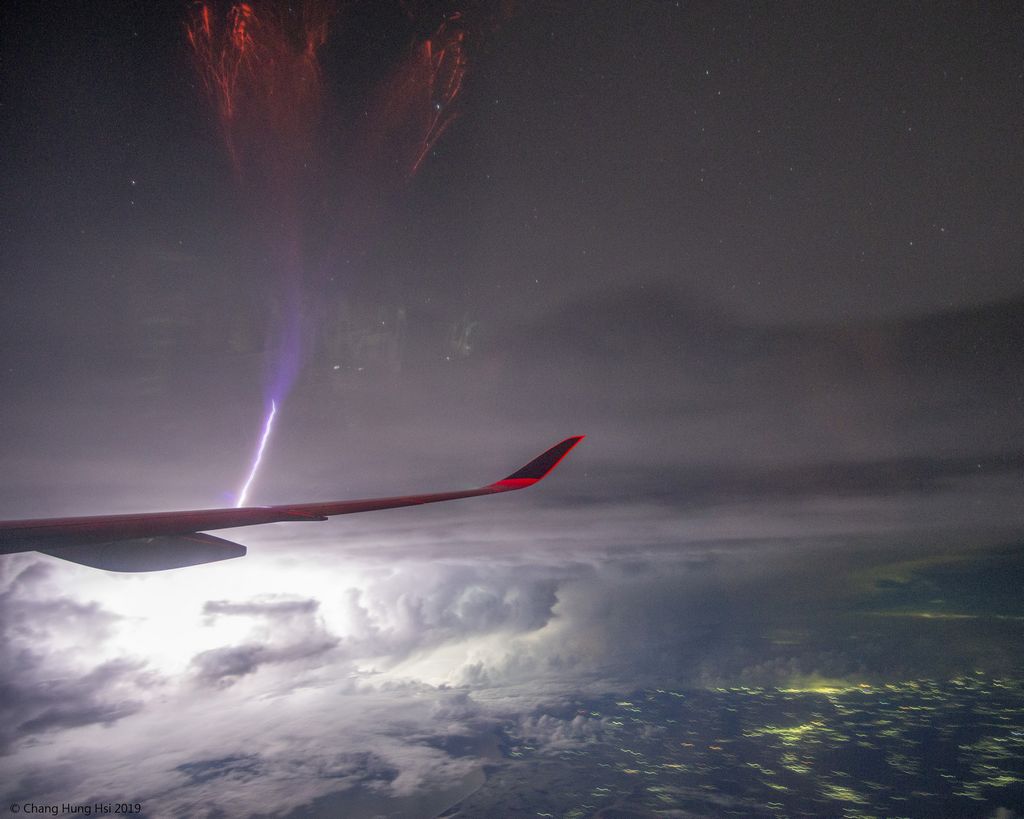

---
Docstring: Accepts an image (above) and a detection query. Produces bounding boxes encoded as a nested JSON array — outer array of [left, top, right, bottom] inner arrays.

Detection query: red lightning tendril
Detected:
[[386, 13, 469, 178], [186, 0, 333, 178]]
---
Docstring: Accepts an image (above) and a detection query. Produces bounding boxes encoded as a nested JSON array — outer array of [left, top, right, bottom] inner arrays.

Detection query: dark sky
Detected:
[[1, 1, 1022, 815]]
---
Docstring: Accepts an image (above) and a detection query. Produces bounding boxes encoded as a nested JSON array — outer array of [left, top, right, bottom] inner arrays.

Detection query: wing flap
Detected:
[[39, 533, 247, 572]]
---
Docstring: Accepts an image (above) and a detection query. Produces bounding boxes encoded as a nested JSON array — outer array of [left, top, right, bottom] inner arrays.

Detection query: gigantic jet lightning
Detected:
[[236, 400, 278, 507], [0, 437, 583, 572]]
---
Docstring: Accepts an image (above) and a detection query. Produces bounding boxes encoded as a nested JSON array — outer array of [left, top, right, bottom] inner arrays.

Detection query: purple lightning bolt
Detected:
[[236, 400, 278, 507]]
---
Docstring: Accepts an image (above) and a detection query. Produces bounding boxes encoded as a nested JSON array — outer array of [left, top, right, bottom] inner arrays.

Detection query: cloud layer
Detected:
[[2, 510, 1021, 817]]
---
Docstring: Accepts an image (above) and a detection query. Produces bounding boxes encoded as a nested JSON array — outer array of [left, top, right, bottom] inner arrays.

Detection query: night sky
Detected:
[[2, 2, 1023, 817]]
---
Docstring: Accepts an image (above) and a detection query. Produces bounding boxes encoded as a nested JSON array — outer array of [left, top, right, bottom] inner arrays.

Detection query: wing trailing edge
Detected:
[[0, 436, 584, 571]]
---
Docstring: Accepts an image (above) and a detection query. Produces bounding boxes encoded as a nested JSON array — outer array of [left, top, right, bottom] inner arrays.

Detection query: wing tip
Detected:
[[490, 435, 585, 490]]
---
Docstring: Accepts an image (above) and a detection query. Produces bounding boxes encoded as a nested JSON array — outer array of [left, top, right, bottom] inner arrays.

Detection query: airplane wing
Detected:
[[0, 436, 584, 572]]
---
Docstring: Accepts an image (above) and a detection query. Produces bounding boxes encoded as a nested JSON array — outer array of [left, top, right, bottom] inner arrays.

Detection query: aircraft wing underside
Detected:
[[0, 437, 583, 572]]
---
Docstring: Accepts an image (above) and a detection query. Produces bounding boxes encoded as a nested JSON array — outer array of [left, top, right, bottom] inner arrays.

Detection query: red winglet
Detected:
[[488, 436, 584, 491]]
